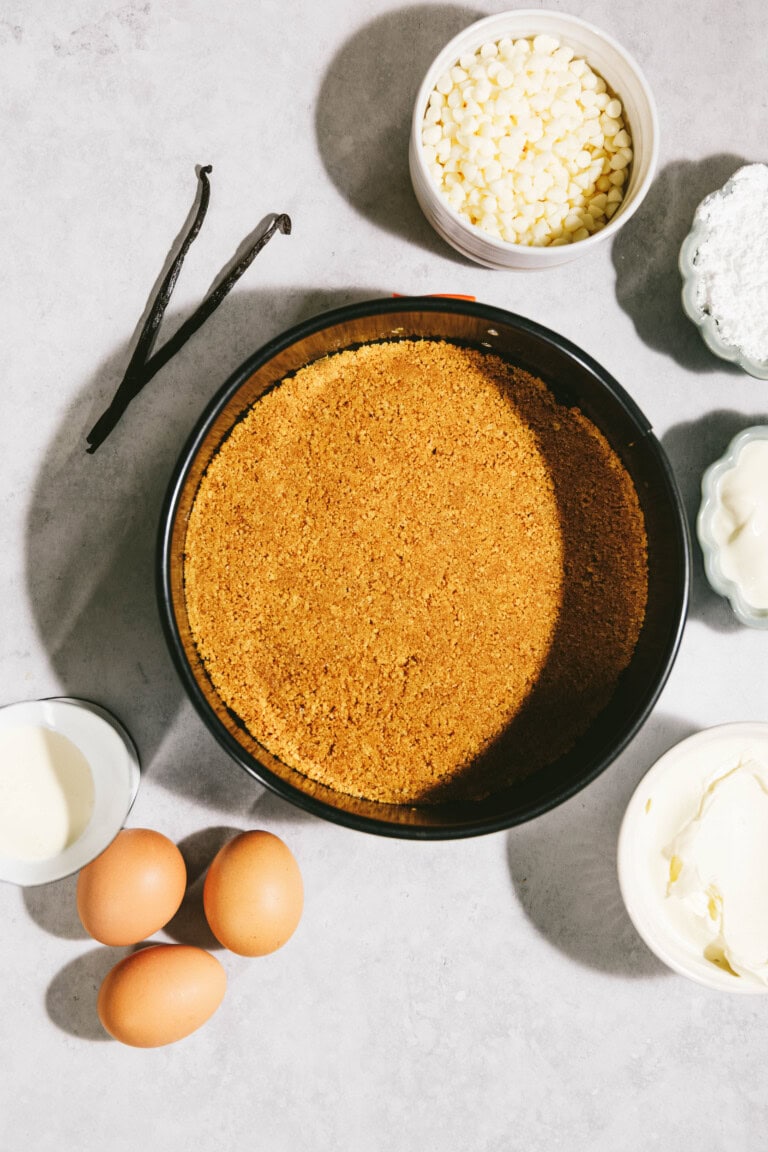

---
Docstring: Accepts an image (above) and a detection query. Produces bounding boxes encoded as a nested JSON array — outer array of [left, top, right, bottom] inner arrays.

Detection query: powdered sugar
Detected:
[[692, 164, 768, 364]]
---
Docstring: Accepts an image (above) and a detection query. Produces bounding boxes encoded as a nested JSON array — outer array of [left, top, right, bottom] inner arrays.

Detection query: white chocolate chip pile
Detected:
[[421, 34, 633, 247]]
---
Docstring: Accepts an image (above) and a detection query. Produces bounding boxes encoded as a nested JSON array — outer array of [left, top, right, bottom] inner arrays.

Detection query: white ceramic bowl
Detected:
[[618, 723, 768, 993], [679, 165, 768, 379], [0, 697, 140, 887], [409, 9, 659, 269], [697, 425, 768, 629]]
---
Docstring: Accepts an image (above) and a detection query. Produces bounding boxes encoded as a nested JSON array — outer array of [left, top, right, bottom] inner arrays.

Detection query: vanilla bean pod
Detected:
[[86, 175, 290, 453], [86, 165, 213, 453], [128, 212, 292, 391]]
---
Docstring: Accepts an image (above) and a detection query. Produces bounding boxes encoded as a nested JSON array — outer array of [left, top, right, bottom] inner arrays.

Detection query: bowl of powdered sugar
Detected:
[[680, 163, 768, 379]]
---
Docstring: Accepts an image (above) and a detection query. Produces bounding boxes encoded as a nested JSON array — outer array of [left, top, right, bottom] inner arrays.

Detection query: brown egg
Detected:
[[98, 944, 226, 1047], [77, 828, 187, 945], [203, 830, 303, 956]]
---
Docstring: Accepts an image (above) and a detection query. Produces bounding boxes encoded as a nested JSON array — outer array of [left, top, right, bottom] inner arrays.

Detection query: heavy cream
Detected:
[[0, 726, 94, 861], [663, 757, 768, 982], [710, 438, 768, 610]]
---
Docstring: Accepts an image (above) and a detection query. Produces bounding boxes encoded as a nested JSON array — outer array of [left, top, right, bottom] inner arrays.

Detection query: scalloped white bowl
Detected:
[[680, 164, 768, 379], [697, 426, 768, 629]]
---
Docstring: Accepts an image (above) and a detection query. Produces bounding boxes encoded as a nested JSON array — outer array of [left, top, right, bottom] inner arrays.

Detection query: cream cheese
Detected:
[[663, 757, 768, 982], [710, 439, 768, 610]]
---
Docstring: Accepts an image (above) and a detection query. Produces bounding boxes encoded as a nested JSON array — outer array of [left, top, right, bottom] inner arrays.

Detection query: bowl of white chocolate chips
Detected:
[[409, 10, 658, 268]]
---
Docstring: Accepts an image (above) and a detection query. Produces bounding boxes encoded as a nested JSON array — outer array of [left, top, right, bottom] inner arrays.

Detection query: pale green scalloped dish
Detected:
[[697, 426, 768, 629]]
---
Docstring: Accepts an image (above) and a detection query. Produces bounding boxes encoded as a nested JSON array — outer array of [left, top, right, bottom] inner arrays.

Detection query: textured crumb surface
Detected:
[[184, 340, 647, 804]]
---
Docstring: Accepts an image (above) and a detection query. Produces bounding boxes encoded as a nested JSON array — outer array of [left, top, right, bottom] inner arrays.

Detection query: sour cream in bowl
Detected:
[[697, 426, 768, 629]]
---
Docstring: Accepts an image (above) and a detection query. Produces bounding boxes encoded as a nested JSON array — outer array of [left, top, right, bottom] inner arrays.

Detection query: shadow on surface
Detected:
[[249, 787, 319, 824], [507, 712, 697, 977], [661, 409, 768, 631], [164, 825, 239, 949], [23, 871, 88, 940], [46, 945, 127, 1041], [612, 154, 749, 371], [315, 3, 480, 259], [25, 285, 377, 809]]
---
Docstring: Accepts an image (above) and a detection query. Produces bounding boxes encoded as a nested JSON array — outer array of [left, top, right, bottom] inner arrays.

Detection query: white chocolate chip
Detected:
[[421, 33, 632, 246]]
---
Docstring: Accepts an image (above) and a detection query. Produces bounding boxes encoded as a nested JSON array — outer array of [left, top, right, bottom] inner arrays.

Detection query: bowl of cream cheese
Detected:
[[618, 723, 768, 992], [697, 425, 768, 629]]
